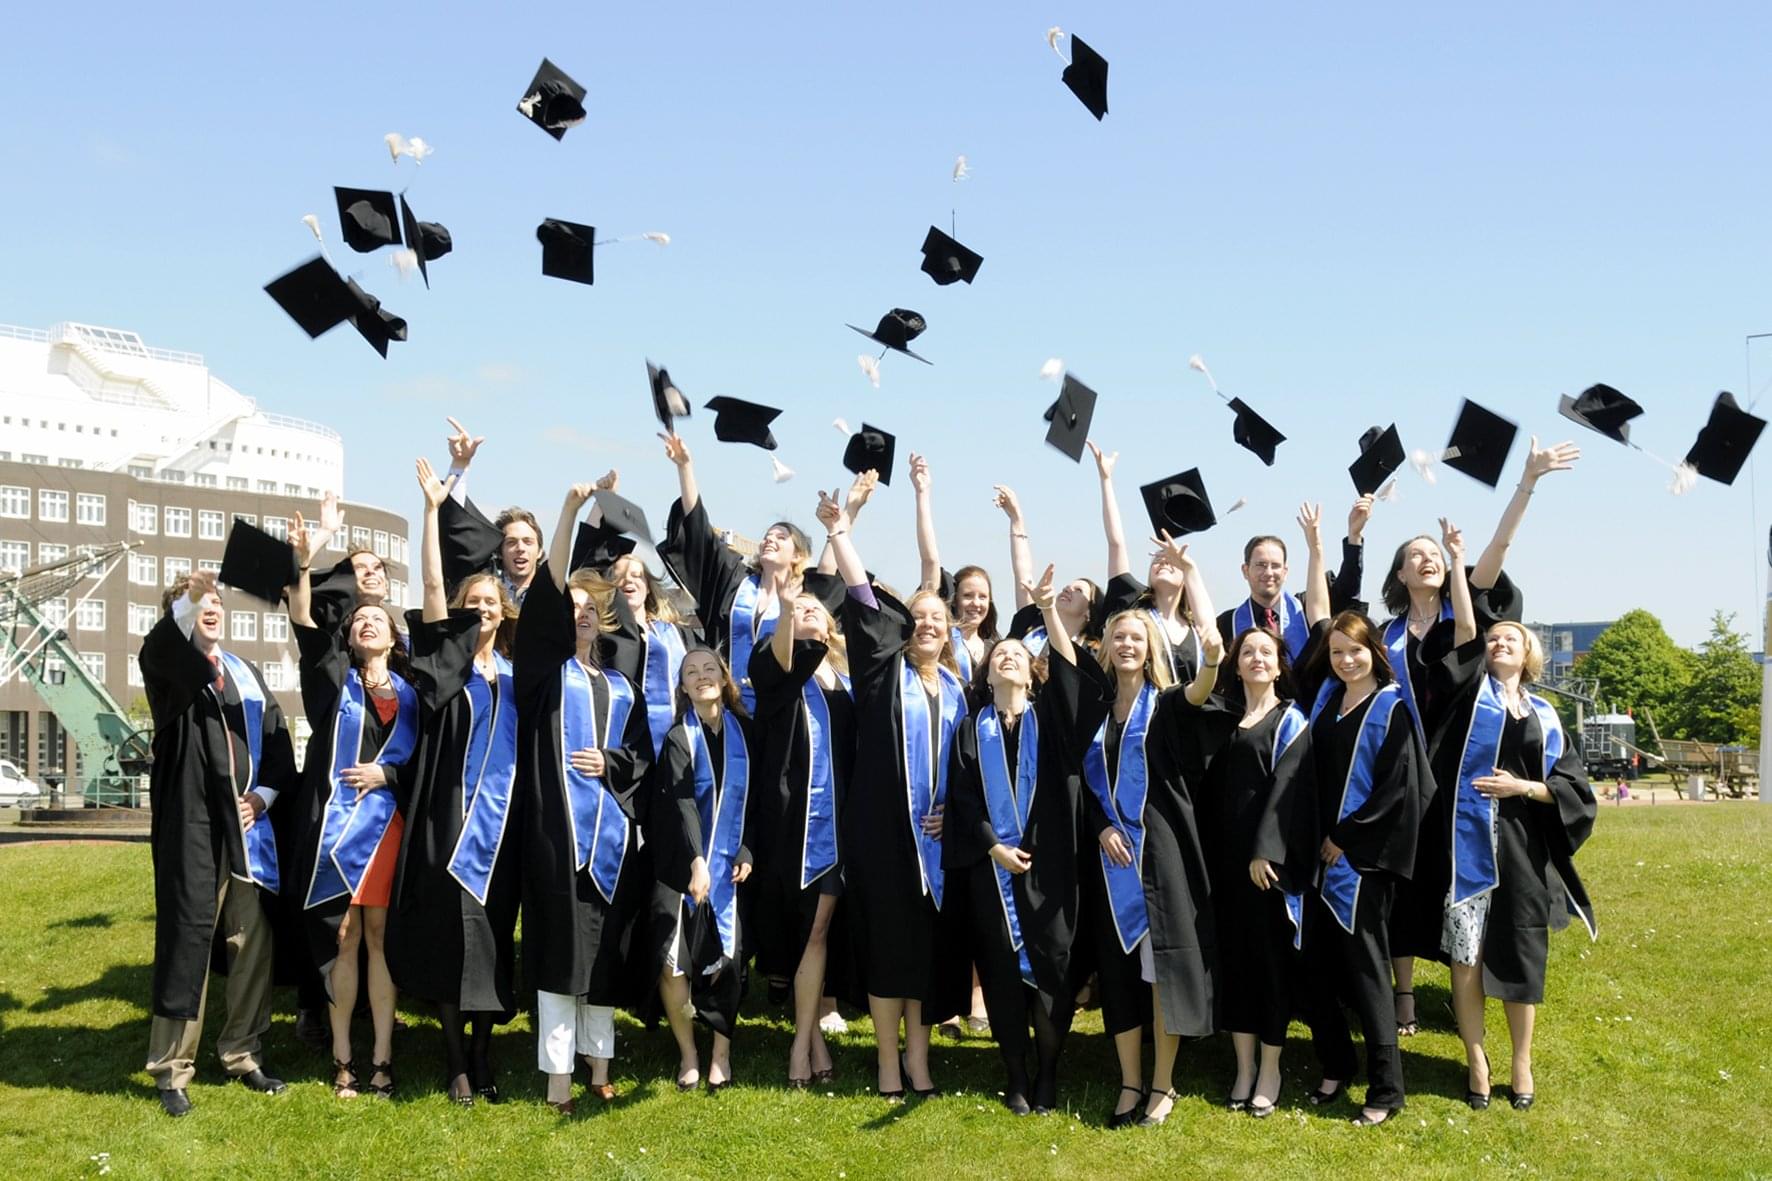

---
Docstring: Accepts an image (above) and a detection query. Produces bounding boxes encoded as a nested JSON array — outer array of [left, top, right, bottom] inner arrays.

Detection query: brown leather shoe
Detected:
[[590, 1082, 617, 1102], [547, 1097, 576, 1116]]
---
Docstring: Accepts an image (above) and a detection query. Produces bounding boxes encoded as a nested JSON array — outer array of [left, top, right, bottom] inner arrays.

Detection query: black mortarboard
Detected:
[[704, 396, 783, 450], [397, 194, 451, 289], [843, 423, 897, 486], [919, 226, 984, 286], [334, 187, 400, 253], [1349, 424, 1405, 495], [1442, 399, 1519, 488], [1139, 469, 1217, 537], [1227, 398, 1286, 466], [570, 520, 638, 572], [537, 218, 595, 284], [1558, 383, 1643, 445], [264, 256, 355, 338], [1042, 374, 1097, 462], [593, 489, 653, 545], [516, 58, 587, 141], [649, 360, 690, 429], [1684, 391, 1767, 485], [1062, 36, 1109, 120], [218, 519, 298, 604], [846, 309, 932, 364], [343, 278, 407, 358]]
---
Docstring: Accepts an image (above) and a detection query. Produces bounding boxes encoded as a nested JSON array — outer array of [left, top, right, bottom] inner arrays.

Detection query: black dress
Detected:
[[838, 586, 969, 1017], [515, 565, 656, 1004], [385, 612, 524, 1017]]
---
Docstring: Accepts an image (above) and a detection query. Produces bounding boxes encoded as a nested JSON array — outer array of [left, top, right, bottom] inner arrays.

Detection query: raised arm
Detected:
[[909, 453, 940, 591], [1024, 563, 1075, 667], [1298, 502, 1330, 625], [1153, 531, 1222, 706], [1443, 518, 1477, 646], [1088, 441, 1132, 578], [549, 482, 594, 594], [768, 580, 799, 671], [819, 468, 878, 576], [287, 508, 334, 629], [1470, 436, 1579, 590], [662, 431, 701, 516], [995, 485, 1035, 610], [443, 415, 484, 505], [816, 488, 865, 589], [416, 457, 453, 623]]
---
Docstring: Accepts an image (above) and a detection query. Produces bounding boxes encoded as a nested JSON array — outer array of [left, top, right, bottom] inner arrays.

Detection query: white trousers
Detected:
[[536, 990, 615, 1074]]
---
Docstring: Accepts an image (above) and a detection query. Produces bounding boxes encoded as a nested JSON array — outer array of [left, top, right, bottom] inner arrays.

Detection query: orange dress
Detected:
[[351, 691, 404, 908]]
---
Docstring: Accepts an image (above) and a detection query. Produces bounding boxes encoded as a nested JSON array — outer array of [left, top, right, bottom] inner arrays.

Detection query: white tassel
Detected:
[[1376, 477, 1400, 503], [301, 214, 323, 242], [1226, 497, 1248, 515], [1047, 26, 1069, 61], [1411, 448, 1440, 485], [384, 132, 405, 162], [391, 248, 420, 278], [857, 354, 881, 389], [1187, 353, 1219, 395], [385, 133, 433, 164], [832, 417, 853, 437], [1668, 462, 1698, 495], [1039, 357, 1064, 381], [640, 231, 671, 246], [404, 136, 432, 163], [952, 154, 970, 181], [771, 455, 795, 483], [516, 94, 540, 118]]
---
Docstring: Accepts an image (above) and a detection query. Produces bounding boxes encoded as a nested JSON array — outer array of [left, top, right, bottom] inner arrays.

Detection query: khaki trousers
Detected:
[[145, 875, 273, 1090]]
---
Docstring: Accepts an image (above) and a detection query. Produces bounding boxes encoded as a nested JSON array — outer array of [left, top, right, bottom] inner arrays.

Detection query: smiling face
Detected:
[[610, 555, 649, 614], [953, 572, 992, 631], [987, 638, 1033, 693], [1237, 629, 1282, 692], [193, 591, 225, 646], [1107, 614, 1150, 677], [502, 520, 540, 582], [1486, 621, 1536, 682], [679, 649, 728, 707], [569, 586, 600, 646], [460, 575, 504, 641], [1396, 536, 1445, 593], [351, 550, 387, 600], [348, 603, 397, 662], [757, 523, 803, 574], [1242, 540, 1288, 601], [1328, 627, 1375, 687], [906, 592, 951, 666]]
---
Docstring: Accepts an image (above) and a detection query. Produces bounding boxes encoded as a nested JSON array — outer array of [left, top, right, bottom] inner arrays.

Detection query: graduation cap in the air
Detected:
[[218, 520, 299, 604], [264, 256, 357, 339], [536, 218, 595, 284], [705, 396, 783, 450], [516, 58, 587, 141], [570, 519, 638, 573], [1349, 424, 1405, 496], [919, 226, 984, 286], [334, 187, 400, 253], [1043, 373, 1097, 462], [396, 195, 451, 289], [649, 361, 690, 429], [1139, 468, 1217, 537], [1062, 35, 1109, 120], [1558, 383, 1643, 445], [592, 488, 653, 546], [1227, 398, 1286, 467], [838, 420, 897, 486], [343, 278, 407, 358], [1684, 391, 1767, 486], [1434, 399, 1518, 488], [848, 308, 932, 364]]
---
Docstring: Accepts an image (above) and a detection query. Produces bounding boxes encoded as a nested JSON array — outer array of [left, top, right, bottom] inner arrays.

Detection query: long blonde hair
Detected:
[[451, 571, 517, 658], [1488, 620, 1545, 685], [1095, 609, 1176, 691], [794, 594, 850, 678], [609, 553, 681, 625], [565, 568, 618, 632], [906, 587, 963, 678]]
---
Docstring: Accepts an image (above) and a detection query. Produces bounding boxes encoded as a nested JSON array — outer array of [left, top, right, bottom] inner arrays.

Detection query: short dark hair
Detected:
[[494, 507, 541, 542], [1242, 535, 1288, 564]]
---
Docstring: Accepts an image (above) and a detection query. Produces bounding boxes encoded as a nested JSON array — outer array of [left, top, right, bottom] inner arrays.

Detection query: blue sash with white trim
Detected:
[[1021, 625, 1049, 659], [446, 654, 520, 906], [561, 660, 637, 903], [641, 620, 687, 757], [684, 709, 750, 959], [1384, 606, 1451, 742], [730, 576, 779, 712], [1449, 678, 1565, 907], [1233, 593, 1310, 662], [1309, 681, 1404, 933], [899, 658, 967, 910], [1084, 682, 1158, 954], [950, 626, 973, 682], [977, 703, 1039, 986], [217, 650, 279, 893], [798, 673, 850, 889], [304, 670, 420, 908], [1268, 704, 1310, 950]]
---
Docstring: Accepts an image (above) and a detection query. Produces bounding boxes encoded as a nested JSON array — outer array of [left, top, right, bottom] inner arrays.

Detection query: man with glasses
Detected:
[[1214, 496, 1374, 661]]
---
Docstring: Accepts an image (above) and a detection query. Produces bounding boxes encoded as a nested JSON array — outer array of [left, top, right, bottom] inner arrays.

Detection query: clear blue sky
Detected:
[[3, 1, 1769, 649]]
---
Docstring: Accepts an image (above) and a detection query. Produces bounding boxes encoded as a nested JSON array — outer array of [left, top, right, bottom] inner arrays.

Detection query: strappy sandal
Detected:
[[1107, 1084, 1146, 1129], [365, 1060, 395, 1098], [1394, 989, 1419, 1038], [332, 1058, 359, 1099], [1136, 1087, 1178, 1128]]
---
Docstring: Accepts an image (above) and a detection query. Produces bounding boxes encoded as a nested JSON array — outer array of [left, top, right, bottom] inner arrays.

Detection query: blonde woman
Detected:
[[1089, 442, 1207, 684]]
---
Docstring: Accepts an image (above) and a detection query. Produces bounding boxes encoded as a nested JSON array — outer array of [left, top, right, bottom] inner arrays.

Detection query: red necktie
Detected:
[[209, 653, 225, 694]]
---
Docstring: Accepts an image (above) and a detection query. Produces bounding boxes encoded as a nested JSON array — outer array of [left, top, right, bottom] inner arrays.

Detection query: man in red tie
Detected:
[[1215, 496, 1374, 661], [139, 571, 297, 1116]]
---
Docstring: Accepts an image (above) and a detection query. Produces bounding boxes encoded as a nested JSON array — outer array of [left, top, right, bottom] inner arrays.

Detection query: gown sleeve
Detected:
[[749, 636, 824, 720], [1330, 695, 1432, 878], [438, 495, 504, 590], [662, 496, 745, 631], [1328, 539, 1366, 615], [139, 612, 214, 729], [1007, 602, 1043, 641], [596, 594, 646, 685], [1038, 638, 1113, 758], [1102, 572, 1147, 618], [293, 621, 347, 723], [941, 718, 996, 867], [1253, 723, 1319, 893], [402, 608, 484, 713], [651, 724, 706, 893], [603, 671, 656, 821], [1470, 567, 1523, 627], [514, 561, 576, 703], [307, 556, 360, 637], [1290, 618, 1336, 707], [839, 584, 913, 697]]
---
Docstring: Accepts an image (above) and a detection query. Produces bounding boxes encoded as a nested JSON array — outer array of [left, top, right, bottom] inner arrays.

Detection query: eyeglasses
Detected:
[[1247, 562, 1285, 573]]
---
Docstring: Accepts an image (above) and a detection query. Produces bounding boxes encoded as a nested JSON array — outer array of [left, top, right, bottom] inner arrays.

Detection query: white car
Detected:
[[0, 759, 41, 808]]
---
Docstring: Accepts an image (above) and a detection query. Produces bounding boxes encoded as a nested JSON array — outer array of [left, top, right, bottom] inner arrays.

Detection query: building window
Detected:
[[58, 459, 83, 469], [38, 489, 69, 522], [198, 510, 225, 540], [329, 530, 347, 553], [263, 660, 289, 691], [22, 454, 48, 465], [0, 540, 27, 574], [230, 611, 257, 642], [41, 597, 68, 628], [39, 542, 68, 565], [76, 492, 105, 525], [44, 657, 66, 688], [194, 473, 217, 488], [262, 516, 288, 542], [388, 579, 407, 608], [129, 553, 158, 586], [129, 500, 158, 535], [78, 652, 105, 680], [197, 558, 221, 574], [226, 476, 249, 491], [257, 480, 276, 493], [128, 464, 153, 479], [263, 612, 289, 643], [233, 513, 256, 529], [0, 486, 28, 519], [164, 506, 192, 537], [373, 530, 390, 558], [163, 557, 192, 583], [351, 526, 372, 552], [128, 603, 157, 636], [127, 654, 144, 688], [75, 599, 105, 631]]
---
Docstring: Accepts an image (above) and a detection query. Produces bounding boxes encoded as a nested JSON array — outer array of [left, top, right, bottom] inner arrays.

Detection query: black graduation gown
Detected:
[[1212, 538, 1367, 653], [746, 637, 856, 983], [140, 615, 297, 1020], [1101, 573, 1200, 684], [838, 587, 969, 1017], [384, 611, 522, 1016], [1080, 684, 1223, 1038], [515, 566, 656, 1002], [1410, 638, 1597, 1002], [438, 494, 506, 592], [647, 715, 755, 1035], [944, 644, 1112, 1017]]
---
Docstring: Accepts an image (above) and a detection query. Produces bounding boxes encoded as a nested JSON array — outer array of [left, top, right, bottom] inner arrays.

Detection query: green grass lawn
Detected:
[[1, 805, 1768, 1180]]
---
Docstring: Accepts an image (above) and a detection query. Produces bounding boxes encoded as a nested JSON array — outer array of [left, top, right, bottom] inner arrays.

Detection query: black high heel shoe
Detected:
[[365, 1060, 396, 1098], [1510, 1092, 1535, 1111], [1352, 1106, 1402, 1127], [1227, 1085, 1253, 1113], [899, 1055, 940, 1099], [1467, 1046, 1492, 1110], [1107, 1085, 1146, 1130], [1307, 1080, 1345, 1106]]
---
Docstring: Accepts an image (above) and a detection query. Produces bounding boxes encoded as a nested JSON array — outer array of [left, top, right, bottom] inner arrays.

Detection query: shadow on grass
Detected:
[[47, 913, 115, 931]]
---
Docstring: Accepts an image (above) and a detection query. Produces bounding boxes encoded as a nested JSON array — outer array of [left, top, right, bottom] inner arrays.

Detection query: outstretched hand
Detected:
[[815, 488, 849, 534], [445, 416, 485, 468], [1297, 501, 1323, 547], [1148, 530, 1195, 574], [1086, 440, 1117, 479], [993, 484, 1023, 524], [416, 457, 455, 510], [1021, 563, 1058, 612], [908, 452, 932, 493], [1522, 436, 1580, 484], [1439, 516, 1465, 564], [660, 432, 691, 467], [845, 468, 879, 517], [1347, 493, 1374, 542]]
